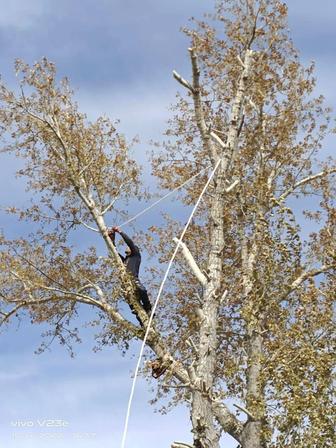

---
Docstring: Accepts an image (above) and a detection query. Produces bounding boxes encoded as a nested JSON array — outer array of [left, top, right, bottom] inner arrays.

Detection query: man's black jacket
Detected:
[[110, 231, 141, 278]]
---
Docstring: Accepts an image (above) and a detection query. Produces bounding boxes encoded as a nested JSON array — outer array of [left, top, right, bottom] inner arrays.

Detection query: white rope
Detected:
[[0, 168, 209, 234], [118, 166, 209, 228], [120, 158, 221, 448]]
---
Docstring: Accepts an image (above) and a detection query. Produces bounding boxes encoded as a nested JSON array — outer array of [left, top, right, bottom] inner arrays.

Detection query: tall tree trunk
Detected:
[[189, 48, 253, 447], [190, 164, 227, 448], [240, 214, 266, 448], [191, 392, 220, 448], [241, 331, 263, 448]]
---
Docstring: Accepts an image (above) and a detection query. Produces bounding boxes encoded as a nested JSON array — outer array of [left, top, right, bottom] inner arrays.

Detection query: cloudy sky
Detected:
[[0, 1, 335, 448]]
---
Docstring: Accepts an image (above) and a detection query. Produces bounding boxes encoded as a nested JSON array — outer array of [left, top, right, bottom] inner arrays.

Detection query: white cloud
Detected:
[[0, 369, 36, 381], [0, 0, 46, 30], [77, 84, 174, 139]]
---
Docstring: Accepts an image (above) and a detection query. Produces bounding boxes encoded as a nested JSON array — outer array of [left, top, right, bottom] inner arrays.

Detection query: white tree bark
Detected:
[[173, 237, 207, 286], [187, 48, 253, 447]]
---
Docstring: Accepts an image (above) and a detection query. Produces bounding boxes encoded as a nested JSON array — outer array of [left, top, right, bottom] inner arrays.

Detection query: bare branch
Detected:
[[220, 290, 228, 304], [102, 199, 118, 216], [187, 360, 197, 383], [233, 403, 256, 421], [289, 264, 335, 293], [188, 47, 218, 163], [210, 131, 226, 150], [248, 98, 259, 112], [237, 113, 245, 136], [236, 54, 245, 68], [278, 168, 336, 202], [173, 70, 195, 93], [6, 290, 97, 308], [37, 285, 103, 306], [225, 179, 240, 193], [187, 336, 198, 355], [163, 382, 191, 390], [78, 158, 95, 176], [173, 237, 207, 286], [1, 302, 27, 325], [101, 181, 129, 215], [202, 270, 211, 282], [76, 219, 99, 232], [171, 442, 194, 448]]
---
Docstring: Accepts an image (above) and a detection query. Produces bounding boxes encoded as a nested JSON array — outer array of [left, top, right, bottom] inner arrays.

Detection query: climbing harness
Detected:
[[120, 158, 222, 448]]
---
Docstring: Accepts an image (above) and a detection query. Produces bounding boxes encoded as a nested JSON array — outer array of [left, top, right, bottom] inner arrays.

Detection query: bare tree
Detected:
[[0, 2, 335, 448]]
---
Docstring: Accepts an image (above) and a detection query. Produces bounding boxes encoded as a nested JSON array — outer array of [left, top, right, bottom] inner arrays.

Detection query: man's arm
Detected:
[[113, 227, 140, 256], [108, 228, 125, 262], [120, 232, 140, 256]]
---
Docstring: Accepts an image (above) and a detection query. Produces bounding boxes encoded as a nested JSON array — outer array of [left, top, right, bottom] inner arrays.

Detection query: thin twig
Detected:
[[278, 168, 336, 202], [173, 70, 195, 93], [233, 403, 255, 421]]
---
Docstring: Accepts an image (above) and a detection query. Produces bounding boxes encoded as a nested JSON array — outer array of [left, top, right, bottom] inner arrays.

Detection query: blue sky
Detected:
[[0, 1, 335, 448]]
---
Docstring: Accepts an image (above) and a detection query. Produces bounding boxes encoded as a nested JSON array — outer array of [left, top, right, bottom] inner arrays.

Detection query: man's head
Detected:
[[125, 247, 131, 256]]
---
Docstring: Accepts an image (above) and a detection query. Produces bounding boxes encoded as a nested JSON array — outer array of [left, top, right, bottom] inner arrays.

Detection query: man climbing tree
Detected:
[[108, 226, 152, 317]]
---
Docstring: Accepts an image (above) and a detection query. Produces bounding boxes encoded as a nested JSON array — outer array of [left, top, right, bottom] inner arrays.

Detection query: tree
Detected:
[[0, 1, 335, 448]]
